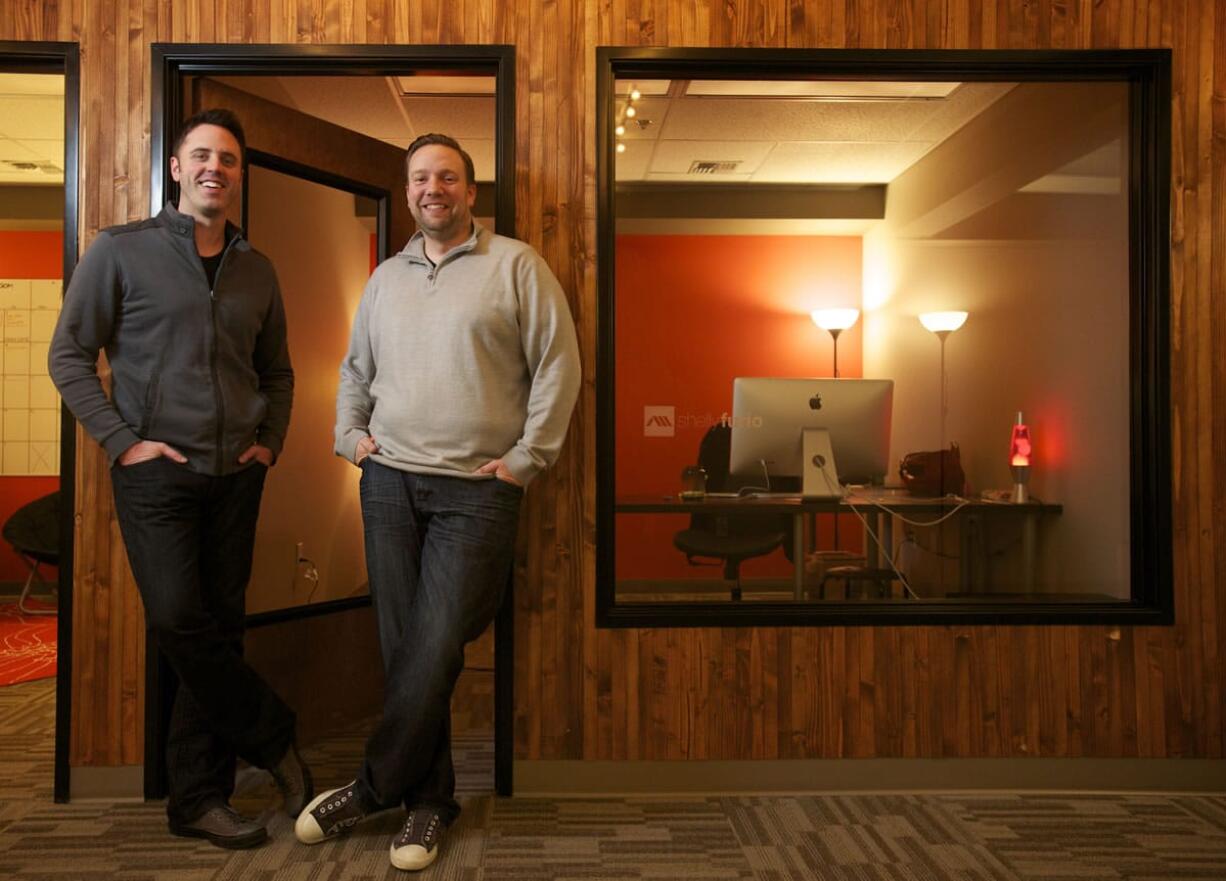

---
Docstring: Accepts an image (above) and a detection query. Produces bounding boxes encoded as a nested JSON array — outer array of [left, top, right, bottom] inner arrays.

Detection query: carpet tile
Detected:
[[4, 680, 1226, 880]]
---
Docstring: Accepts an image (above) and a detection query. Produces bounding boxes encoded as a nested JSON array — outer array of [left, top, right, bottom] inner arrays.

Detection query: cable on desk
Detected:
[[843, 492, 971, 527], [817, 470, 920, 600]]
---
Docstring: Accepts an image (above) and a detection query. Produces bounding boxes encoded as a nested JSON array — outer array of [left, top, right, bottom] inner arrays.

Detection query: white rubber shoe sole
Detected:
[[294, 784, 365, 844], [390, 840, 439, 871]]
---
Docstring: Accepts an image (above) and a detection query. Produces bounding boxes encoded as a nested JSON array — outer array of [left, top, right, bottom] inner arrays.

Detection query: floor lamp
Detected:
[[918, 310, 968, 492], [810, 308, 859, 551], [811, 308, 860, 378]]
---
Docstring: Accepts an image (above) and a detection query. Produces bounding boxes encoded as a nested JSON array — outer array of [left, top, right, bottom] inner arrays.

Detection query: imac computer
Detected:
[[729, 378, 894, 498]]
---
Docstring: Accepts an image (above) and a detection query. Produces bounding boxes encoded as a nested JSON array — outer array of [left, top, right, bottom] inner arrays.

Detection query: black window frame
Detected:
[[595, 47, 1172, 628]]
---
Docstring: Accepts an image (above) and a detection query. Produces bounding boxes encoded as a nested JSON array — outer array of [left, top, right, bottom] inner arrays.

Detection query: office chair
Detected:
[[672, 422, 787, 601], [2, 492, 60, 616]]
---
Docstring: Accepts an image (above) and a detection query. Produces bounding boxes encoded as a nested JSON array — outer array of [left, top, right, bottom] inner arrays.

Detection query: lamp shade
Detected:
[[811, 308, 860, 332], [919, 310, 968, 333]]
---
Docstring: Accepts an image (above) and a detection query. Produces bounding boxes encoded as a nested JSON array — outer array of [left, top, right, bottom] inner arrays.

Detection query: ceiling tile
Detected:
[[17, 140, 64, 163], [753, 141, 934, 184], [658, 97, 951, 143], [0, 73, 64, 96], [904, 82, 1016, 142], [647, 140, 775, 176], [0, 96, 64, 141], [685, 80, 961, 98], [644, 172, 754, 183], [395, 75, 495, 95], [613, 97, 670, 141], [613, 80, 671, 97], [401, 96, 495, 140], [614, 141, 653, 181], [0, 136, 39, 162]]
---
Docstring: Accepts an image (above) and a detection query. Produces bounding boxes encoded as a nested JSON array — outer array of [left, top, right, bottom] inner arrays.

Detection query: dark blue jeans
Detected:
[[355, 462, 521, 823], [110, 458, 296, 824]]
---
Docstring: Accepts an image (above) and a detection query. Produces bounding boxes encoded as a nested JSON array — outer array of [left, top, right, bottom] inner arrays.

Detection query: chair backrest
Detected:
[[2, 492, 60, 562], [689, 423, 790, 539], [697, 422, 733, 492]]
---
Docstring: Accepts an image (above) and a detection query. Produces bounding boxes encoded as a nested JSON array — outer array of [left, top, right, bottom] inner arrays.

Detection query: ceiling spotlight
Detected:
[[625, 106, 637, 119], [616, 143, 626, 154], [630, 88, 642, 101], [615, 124, 625, 137]]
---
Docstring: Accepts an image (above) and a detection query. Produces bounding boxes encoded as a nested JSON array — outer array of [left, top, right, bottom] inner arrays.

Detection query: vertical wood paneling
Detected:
[[1, 0, 1222, 770]]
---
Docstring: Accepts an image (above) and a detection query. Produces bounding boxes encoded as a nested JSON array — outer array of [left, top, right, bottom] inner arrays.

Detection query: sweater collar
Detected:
[[402, 221, 484, 267], [158, 202, 245, 250]]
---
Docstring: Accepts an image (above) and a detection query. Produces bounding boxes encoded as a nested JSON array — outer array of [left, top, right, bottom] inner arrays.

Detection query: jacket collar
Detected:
[[158, 202, 246, 250], [401, 221, 484, 267]]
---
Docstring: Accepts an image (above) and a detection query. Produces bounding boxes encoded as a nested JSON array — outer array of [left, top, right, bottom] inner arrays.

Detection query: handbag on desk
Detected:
[[898, 444, 965, 496]]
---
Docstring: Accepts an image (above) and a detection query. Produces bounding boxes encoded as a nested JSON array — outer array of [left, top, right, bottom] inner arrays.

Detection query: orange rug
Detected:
[[0, 599, 57, 686]]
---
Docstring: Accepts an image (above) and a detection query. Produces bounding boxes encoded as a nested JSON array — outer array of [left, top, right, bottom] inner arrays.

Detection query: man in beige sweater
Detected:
[[297, 134, 580, 871]]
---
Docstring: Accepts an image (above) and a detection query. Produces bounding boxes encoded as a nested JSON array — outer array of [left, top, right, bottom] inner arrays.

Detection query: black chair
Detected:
[[2, 492, 59, 616], [673, 422, 787, 601]]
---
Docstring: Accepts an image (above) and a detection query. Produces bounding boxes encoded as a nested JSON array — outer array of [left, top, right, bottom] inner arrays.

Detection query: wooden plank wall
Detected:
[[1, 0, 1222, 767]]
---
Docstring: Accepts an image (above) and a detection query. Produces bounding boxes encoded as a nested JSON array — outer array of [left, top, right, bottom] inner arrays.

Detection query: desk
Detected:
[[615, 491, 1063, 599]]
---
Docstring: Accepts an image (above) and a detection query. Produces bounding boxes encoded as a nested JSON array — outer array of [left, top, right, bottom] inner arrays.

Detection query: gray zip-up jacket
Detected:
[[49, 203, 293, 476]]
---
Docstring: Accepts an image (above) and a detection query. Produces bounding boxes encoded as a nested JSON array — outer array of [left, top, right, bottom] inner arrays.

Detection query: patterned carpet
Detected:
[[0, 599, 56, 686], [3, 678, 1226, 879]]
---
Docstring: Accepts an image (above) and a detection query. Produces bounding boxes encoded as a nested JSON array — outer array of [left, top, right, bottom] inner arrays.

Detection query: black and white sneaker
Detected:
[[294, 781, 367, 844], [389, 808, 445, 870]]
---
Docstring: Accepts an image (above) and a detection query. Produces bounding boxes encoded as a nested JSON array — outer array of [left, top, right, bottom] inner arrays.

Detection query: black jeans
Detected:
[[110, 457, 296, 825], [355, 462, 521, 823]]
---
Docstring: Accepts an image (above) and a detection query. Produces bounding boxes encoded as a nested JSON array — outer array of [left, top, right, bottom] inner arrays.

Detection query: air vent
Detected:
[[2, 159, 61, 175], [688, 160, 740, 175]]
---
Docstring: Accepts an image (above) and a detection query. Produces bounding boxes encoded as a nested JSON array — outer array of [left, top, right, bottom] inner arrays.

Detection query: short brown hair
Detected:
[[172, 108, 246, 160], [404, 133, 475, 185]]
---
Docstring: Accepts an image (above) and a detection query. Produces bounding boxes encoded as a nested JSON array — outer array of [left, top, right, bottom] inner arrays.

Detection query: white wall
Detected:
[[245, 165, 373, 613], [863, 82, 1132, 597]]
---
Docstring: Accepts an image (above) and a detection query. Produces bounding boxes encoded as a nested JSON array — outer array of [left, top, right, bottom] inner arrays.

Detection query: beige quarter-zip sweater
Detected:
[[334, 223, 580, 486]]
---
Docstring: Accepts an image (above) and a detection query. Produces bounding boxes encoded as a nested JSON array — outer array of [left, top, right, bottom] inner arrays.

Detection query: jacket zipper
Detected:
[[208, 236, 240, 474]]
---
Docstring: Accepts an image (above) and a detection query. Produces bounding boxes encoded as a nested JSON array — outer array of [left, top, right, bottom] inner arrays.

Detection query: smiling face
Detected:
[[405, 144, 477, 250], [170, 123, 242, 223]]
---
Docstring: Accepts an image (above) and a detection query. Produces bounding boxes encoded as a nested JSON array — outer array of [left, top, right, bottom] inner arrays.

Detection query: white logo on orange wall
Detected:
[[643, 406, 675, 437]]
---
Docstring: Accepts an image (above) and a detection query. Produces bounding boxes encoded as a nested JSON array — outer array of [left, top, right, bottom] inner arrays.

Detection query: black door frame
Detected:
[[0, 39, 80, 808], [149, 43, 517, 798], [0, 39, 80, 804]]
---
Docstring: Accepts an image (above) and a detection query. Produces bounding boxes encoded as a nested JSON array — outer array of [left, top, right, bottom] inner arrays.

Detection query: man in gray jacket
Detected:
[[49, 109, 311, 848], [295, 133, 580, 871]]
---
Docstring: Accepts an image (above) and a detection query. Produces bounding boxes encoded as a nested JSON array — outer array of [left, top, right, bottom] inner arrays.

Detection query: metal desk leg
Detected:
[[793, 513, 807, 600], [1022, 511, 1037, 593], [881, 514, 894, 572], [863, 510, 880, 568]]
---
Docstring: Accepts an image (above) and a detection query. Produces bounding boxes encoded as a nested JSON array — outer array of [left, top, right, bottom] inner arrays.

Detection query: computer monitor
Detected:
[[729, 378, 894, 497]]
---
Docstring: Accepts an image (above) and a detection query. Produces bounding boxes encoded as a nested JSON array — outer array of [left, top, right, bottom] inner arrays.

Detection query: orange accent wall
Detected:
[[614, 234, 862, 580], [0, 231, 62, 582], [0, 230, 62, 279]]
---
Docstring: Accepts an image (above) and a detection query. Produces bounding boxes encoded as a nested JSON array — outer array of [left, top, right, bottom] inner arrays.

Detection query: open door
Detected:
[[0, 40, 79, 804], [149, 43, 517, 803]]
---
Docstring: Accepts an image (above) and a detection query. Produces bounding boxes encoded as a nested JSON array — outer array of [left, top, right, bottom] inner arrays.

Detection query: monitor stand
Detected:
[[801, 428, 843, 499]]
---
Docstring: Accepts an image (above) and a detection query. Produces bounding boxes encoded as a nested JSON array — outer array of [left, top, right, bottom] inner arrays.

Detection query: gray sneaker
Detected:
[[295, 781, 368, 844], [389, 808, 445, 871], [169, 803, 267, 849], [269, 742, 314, 818]]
